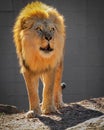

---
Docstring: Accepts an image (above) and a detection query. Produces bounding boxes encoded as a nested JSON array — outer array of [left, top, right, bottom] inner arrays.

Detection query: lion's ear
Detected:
[[21, 17, 34, 30], [21, 17, 27, 29]]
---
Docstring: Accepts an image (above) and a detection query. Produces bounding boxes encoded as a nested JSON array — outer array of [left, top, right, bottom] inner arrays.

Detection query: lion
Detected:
[[13, 1, 66, 118]]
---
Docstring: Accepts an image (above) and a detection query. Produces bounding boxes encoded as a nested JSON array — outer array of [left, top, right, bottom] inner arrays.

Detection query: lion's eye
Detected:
[[50, 27, 55, 32], [35, 27, 42, 32]]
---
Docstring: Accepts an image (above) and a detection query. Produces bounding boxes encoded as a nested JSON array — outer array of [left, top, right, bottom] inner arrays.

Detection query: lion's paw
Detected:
[[25, 109, 41, 118], [25, 110, 35, 118], [41, 105, 56, 114], [55, 102, 65, 109]]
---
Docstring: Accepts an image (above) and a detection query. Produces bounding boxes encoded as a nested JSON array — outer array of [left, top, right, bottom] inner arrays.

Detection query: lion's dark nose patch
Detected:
[[45, 33, 52, 41]]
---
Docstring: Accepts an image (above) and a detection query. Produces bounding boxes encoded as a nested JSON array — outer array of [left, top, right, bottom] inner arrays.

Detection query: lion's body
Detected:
[[13, 1, 65, 118]]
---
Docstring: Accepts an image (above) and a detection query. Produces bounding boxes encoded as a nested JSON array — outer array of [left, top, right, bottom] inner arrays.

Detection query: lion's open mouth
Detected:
[[40, 44, 54, 53]]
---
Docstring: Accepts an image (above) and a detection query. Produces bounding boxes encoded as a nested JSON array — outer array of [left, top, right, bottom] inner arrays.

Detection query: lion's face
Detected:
[[20, 17, 65, 60], [33, 20, 55, 54]]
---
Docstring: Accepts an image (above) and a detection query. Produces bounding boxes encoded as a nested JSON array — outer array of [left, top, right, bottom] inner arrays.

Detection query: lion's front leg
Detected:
[[23, 71, 41, 118], [54, 61, 64, 109], [41, 70, 56, 114]]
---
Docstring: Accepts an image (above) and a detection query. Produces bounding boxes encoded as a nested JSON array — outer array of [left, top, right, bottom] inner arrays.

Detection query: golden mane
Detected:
[[13, 1, 65, 61]]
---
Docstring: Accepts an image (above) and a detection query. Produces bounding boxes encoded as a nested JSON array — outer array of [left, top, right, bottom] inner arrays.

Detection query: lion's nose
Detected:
[[45, 33, 52, 41]]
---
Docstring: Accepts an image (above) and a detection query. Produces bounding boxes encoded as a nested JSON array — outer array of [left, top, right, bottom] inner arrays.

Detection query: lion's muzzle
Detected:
[[40, 31, 54, 53]]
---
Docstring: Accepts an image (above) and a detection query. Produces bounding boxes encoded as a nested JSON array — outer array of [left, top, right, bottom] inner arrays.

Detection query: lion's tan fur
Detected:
[[13, 1, 65, 117]]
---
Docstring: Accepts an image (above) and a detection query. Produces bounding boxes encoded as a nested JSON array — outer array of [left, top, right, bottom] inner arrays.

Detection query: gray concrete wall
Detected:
[[0, 0, 104, 110]]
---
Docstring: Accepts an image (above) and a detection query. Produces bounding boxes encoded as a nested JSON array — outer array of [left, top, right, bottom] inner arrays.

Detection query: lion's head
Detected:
[[13, 2, 65, 72]]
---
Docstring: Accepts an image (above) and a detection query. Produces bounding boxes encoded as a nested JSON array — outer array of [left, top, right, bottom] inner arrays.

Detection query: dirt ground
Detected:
[[0, 97, 104, 130]]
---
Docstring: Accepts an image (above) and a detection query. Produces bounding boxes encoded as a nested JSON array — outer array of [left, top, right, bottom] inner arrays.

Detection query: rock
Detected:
[[67, 115, 104, 130], [0, 104, 19, 114], [0, 97, 104, 130]]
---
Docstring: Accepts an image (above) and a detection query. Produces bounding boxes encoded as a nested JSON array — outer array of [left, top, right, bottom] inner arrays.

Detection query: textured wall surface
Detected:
[[0, 0, 104, 110]]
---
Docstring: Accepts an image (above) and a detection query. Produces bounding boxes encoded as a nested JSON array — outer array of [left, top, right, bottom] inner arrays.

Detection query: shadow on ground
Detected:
[[38, 104, 103, 130]]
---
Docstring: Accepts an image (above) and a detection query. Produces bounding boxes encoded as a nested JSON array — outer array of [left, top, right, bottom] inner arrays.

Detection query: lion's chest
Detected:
[[21, 38, 62, 73], [23, 49, 59, 73]]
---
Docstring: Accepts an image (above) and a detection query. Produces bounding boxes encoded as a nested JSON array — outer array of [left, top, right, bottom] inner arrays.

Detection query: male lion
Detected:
[[13, 1, 66, 118]]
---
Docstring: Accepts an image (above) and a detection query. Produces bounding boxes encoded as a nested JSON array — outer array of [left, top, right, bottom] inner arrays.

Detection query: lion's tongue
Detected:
[[45, 44, 51, 51]]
